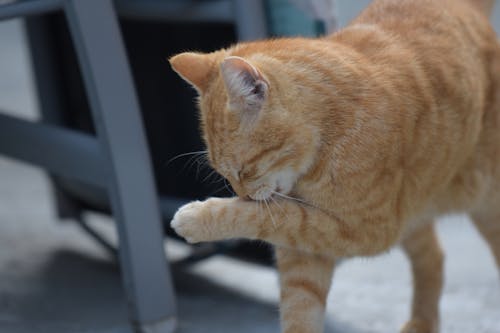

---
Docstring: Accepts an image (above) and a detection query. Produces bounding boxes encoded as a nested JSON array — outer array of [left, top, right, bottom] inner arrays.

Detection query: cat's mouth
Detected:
[[247, 172, 297, 201], [248, 185, 277, 201], [248, 184, 289, 201]]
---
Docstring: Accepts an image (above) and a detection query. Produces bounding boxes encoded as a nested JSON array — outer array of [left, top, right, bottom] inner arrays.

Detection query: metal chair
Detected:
[[0, 1, 176, 332]]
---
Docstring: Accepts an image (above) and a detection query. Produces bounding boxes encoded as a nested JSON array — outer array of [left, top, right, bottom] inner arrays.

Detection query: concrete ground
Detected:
[[1, 3, 500, 333]]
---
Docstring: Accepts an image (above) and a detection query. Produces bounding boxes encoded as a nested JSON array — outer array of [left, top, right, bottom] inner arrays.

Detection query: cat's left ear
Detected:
[[220, 56, 269, 112], [169, 52, 215, 93]]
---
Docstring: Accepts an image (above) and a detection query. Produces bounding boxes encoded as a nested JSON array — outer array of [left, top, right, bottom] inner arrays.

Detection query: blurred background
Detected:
[[1, 1, 500, 332]]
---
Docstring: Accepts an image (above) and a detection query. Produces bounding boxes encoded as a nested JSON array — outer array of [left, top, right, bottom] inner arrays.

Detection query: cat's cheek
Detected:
[[275, 168, 297, 195]]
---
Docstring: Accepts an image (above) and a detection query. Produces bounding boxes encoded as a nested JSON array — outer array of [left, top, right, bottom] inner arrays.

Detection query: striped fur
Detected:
[[170, 0, 500, 332]]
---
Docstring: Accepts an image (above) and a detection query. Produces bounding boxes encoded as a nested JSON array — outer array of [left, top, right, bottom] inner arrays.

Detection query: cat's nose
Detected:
[[229, 180, 248, 198]]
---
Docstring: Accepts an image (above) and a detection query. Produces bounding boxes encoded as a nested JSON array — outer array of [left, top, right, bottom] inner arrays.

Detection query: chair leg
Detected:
[[62, 0, 177, 332]]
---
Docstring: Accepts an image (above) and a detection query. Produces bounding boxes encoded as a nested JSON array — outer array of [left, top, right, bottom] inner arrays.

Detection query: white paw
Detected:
[[401, 319, 437, 333], [171, 201, 207, 243]]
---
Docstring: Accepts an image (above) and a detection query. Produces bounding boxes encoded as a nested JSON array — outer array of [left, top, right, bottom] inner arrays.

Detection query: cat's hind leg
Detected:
[[471, 209, 500, 271], [401, 223, 444, 333], [275, 247, 335, 333]]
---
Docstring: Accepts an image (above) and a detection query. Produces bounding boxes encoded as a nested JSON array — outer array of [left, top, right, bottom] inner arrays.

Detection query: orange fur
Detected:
[[169, 0, 500, 332]]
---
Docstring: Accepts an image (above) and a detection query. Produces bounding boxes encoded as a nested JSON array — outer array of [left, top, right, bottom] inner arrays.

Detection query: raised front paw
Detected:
[[171, 200, 210, 243]]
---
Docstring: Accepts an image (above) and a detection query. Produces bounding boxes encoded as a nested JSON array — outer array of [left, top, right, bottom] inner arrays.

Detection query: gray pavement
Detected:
[[1, 5, 500, 333]]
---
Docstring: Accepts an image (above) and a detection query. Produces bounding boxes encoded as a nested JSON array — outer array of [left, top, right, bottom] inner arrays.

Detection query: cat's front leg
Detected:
[[171, 197, 260, 243], [276, 247, 335, 333], [172, 196, 401, 258]]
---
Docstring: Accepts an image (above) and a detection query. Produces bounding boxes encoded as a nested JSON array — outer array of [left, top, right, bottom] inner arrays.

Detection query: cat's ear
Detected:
[[169, 52, 214, 93], [220, 56, 268, 112]]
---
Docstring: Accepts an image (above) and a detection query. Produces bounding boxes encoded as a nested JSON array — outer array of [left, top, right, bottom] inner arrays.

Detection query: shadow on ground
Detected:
[[0, 245, 372, 333]]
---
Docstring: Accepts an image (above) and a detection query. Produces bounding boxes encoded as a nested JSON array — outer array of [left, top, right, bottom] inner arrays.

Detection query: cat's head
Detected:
[[169, 50, 320, 201]]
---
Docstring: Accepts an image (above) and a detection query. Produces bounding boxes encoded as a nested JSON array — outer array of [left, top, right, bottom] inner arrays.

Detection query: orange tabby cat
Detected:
[[169, 0, 500, 332]]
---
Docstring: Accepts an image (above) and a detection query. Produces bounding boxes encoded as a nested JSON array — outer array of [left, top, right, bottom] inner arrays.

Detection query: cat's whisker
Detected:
[[208, 173, 225, 185], [270, 195, 289, 223], [264, 198, 277, 228], [201, 169, 219, 183], [185, 153, 203, 170], [165, 150, 212, 179], [272, 190, 339, 219], [210, 184, 232, 196], [189, 154, 212, 179], [191, 155, 209, 178], [271, 191, 312, 207], [260, 199, 265, 220], [270, 195, 284, 212], [260, 200, 265, 221], [208, 172, 225, 185], [165, 150, 208, 166], [223, 179, 236, 196]]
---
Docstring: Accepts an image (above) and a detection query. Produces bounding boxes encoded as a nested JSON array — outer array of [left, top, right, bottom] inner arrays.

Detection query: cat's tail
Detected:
[[466, 0, 496, 16]]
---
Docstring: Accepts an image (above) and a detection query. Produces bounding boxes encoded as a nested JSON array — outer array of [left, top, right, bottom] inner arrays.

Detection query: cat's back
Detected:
[[340, 0, 495, 96], [351, 0, 491, 37], [326, 0, 500, 217]]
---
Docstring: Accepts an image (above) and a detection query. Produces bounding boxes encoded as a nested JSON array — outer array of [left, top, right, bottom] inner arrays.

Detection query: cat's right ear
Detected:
[[169, 52, 214, 93], [220, 56, 269, 113]]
